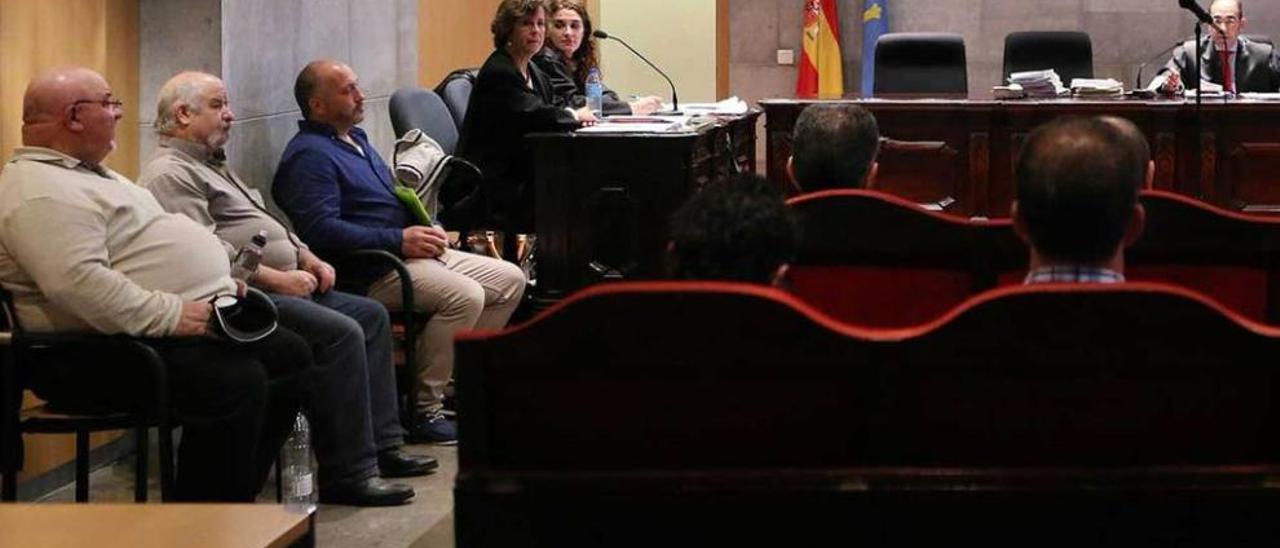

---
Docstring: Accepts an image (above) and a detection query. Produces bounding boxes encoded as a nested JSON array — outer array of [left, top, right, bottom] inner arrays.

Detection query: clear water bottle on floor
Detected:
[[281, 412, 316, 512], [585, 68, 603, 118], [231, 230, 268, 281]]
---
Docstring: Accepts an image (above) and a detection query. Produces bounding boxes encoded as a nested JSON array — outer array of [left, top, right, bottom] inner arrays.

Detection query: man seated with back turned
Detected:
[[0, 67, 310, 502], [786, 103, 880, 193], [139, 71, 436, 507], [668, 173, 801, 286], [1156, 0, 1280, 94], [272, 60, 527, 445], [1013, 115, 1152, 284]]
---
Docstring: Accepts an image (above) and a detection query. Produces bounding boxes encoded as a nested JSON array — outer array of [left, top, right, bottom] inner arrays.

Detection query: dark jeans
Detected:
[[271, 290, 404, 488], [27, 328, 312, 502]]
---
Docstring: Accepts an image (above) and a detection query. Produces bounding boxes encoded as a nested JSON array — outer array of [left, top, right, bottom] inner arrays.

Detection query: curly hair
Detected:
[[491, 0, 548, 50], [669, 174, 800, 285], [546, 0, 599, 87]]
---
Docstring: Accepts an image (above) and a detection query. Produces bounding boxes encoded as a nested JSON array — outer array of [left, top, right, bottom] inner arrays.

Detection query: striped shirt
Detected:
[[1024, 266, 1125, 285]]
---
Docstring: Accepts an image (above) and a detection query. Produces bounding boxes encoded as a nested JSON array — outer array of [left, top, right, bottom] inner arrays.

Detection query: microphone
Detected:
[[592, 29, 680, 115], [1177, 0, 1226, 36]]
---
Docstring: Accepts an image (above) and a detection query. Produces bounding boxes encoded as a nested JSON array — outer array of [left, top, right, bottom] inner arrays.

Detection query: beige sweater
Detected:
[[139, 137, 306, 271], [0, 147, 237, 336]]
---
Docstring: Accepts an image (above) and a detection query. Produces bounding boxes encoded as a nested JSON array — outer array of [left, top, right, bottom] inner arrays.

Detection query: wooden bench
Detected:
[[454, 281, 1280, 547]]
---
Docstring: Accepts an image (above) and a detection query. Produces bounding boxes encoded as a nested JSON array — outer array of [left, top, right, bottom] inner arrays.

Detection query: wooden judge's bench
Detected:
[[761, 94, 1280, 218]]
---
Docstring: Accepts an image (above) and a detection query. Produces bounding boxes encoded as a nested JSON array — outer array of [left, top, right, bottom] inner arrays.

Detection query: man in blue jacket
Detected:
[[273, 60, 526, 445]]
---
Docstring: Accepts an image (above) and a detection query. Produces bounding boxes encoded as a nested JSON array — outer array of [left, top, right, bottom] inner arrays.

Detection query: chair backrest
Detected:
[[1002, 31, 1094, 84], [1245, 34, 1274, 46], [786, 189, 1023, 327], [1126, 190, 1280, 323], [456, 281, 888, 469], [879, 282, 1280, 466], [874, 32, 968, 95], [454, 281, 1280, 546], [388, 88, 458, 154], [435, 68, 477, 129]]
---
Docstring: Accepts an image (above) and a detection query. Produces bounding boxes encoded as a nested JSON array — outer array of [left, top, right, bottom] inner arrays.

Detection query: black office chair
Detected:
[[435, 69, 477, 130], [874, 33, 968, 95], [389, 88, 459, 154], [1003, 31, 1093, 84], [0, 291, 174, 503], [1244, 34, 1274, 46]]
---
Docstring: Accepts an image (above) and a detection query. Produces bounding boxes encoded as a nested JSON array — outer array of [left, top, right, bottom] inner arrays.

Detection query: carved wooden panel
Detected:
[[875, 138, 961, 210], [1153, 132, 1176, 190], [1200, 132, 1217, 199], [1229, 143, 1280, 212], [969, 133, 991, 216]]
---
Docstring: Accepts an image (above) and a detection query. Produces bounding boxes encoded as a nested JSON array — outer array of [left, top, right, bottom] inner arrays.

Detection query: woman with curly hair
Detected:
[[456, 0, 595, 233], [532, 0, 663, 116]]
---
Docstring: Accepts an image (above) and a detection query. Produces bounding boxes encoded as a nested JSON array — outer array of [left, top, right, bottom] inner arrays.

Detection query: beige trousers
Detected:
[[367, 249, 525, 413]]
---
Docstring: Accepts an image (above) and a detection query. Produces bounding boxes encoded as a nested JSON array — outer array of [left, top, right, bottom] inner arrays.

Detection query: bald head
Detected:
[[294, 60, 364, 133], [23, 67, 104, 126], [21, 67, 121, 165]]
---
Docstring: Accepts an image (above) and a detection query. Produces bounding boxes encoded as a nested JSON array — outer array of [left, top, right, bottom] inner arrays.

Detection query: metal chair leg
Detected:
[[275, 458, 283, 503], [158, 426, 174, 502], [74, 429, 89, 503], [1, 472, 15, 501], [134, 427, 148, 502]]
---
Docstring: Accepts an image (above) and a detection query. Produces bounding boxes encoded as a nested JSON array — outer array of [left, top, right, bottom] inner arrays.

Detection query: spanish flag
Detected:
[[796, 0, 844, 97]]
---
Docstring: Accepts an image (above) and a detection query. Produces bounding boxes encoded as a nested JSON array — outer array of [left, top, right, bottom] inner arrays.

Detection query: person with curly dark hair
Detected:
[[532, 0, 662, 116], [668, 174, 801, 286]]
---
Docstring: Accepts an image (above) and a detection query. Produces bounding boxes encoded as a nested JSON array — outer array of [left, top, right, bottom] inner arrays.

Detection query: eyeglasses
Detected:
[[68, 97, 124, 123], [1212, 16, 1241, 25]]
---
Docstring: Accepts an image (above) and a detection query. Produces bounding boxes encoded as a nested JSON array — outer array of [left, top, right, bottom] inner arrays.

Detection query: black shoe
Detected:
[[319, 477, 415, 507], [378, 448, 438, 478]]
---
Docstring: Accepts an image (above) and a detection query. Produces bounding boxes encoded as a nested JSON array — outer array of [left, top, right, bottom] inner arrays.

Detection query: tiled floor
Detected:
[[38, 442, 458, 548]]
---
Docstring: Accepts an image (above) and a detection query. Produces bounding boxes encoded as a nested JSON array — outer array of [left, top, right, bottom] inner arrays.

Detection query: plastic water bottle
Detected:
[[281, 412, 316, 512], [230, 230, 268, 281], [585, 68, 603, 117]]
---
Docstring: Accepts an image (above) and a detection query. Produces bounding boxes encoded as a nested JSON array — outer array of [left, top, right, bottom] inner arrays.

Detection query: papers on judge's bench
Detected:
[[575, 97, 749, 134]]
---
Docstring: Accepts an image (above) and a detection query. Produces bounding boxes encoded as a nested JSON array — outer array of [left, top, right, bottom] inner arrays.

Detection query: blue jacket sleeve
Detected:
[[273, 146, 403, 254]]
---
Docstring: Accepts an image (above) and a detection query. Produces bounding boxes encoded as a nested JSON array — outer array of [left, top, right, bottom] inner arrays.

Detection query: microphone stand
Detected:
[[599, 32, 681, 115]]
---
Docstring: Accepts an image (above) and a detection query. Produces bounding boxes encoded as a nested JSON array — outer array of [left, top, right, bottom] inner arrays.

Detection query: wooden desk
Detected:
[[530, 112, 761, 297], [761, 96, 1280, 217], [0, 503, 314, 548]]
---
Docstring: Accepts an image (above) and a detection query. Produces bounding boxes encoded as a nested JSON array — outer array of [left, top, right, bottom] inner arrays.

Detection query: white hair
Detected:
[[154, 72, 217, 135]]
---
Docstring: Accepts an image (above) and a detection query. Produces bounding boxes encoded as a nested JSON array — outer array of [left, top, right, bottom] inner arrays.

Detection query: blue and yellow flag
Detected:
[[861, 0, 888, 96]]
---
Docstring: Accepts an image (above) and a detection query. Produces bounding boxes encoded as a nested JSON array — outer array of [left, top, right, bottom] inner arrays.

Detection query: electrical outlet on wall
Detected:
[[777, 49, 795, 65]]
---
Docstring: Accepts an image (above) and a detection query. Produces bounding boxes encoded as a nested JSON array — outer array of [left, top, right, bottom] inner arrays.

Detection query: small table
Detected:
[[0, 503, 314, 548]]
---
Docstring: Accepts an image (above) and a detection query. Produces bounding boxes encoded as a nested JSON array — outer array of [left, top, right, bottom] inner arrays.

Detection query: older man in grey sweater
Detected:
[[139, 71, 435, 507]]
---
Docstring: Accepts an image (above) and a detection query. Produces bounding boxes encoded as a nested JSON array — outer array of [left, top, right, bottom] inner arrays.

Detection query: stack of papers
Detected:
[[576, 115, 693, 134], [1071, 78, 1125, 97], [677, 96, 749, 115], [1184, 80, 1225, 98], [992, 84, 1027, 99], [1009, 69, 1068, 97]]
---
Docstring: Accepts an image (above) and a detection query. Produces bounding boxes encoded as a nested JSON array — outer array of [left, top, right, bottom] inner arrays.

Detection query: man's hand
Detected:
[[1160, 71, 1183, 94], [402, 225, 448, 259], [175, 300, 212, 336], [254, 266, 318, 297], [299, 249, 336, 293]]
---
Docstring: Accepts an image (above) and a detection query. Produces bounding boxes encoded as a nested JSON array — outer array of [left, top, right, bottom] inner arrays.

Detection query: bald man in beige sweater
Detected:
[[0, 67, 311, 502]]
